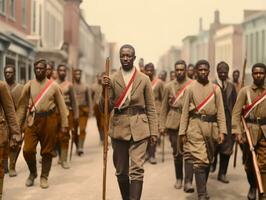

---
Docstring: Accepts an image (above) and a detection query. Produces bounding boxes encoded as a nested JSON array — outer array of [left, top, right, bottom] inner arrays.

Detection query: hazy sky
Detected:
[[81, 0, 266, 64]]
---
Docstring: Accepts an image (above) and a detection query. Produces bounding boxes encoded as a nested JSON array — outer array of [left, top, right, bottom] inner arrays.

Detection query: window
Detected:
[[9, 0, 15, 19], [0, 0, 5, 14], [22, 0, 27, 27], [255, 31, 259, 62]]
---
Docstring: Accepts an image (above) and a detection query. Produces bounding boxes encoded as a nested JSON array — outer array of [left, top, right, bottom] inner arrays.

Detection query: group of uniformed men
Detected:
[[101, 44, 266, 200], [0, 43, 265, 200], [0, 59, 100, 199]]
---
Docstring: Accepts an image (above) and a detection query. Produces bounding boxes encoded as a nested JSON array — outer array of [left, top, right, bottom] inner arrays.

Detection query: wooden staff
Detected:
[[102, 57, 110, 200], [241, 116, 264, 194], [233, 57, 247, 168]]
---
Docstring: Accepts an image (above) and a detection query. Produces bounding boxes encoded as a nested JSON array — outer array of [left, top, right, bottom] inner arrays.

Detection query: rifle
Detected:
[[241, 116, 264, 194], [233, 57, 247, 168], [102, 57, 110, 200]]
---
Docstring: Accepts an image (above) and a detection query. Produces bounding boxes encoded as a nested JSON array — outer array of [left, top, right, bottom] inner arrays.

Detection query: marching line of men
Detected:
[[0, 58, 99, 199], [102, 43, 266, 200], [0, 43, 265, 200]]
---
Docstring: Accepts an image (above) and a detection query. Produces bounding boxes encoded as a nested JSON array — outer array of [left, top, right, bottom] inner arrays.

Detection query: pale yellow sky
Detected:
[[81, 0, 266, 64]]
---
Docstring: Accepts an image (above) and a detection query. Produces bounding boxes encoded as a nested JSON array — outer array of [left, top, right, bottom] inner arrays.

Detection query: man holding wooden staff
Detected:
[[101, 44, 158, 200], [232, 63, 266, 200]]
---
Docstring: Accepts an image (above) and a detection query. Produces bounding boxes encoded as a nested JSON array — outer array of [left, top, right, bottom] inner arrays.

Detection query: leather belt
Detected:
[[246, 117, 266, 125], [114, 106, 146, 115], [190, 113, 217, 123], [35, 108, 56, 117], [170, 107, 181, 112]]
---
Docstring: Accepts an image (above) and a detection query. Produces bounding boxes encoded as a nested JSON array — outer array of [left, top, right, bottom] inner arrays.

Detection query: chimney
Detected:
[[214, 10, 220, 24], [199, 17, 203, 32]]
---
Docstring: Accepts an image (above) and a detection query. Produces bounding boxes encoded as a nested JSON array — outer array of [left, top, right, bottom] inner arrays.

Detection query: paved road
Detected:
[[5, 118, 249, 200]]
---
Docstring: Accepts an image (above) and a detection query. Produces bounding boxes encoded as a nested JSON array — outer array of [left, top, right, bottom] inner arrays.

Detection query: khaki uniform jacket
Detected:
[[152, 79, 164, 113], [17, 78, 68, 128], [7, 82, 23, 110], [179, 81, 227, 164], [0, 81, 21, 146], [102, 69, 158, 141], [91, 82, 102, 106], [57, 80, 79, 120], [160, 78, 191, 130], [74, 82, 90, 108], [232, 83, 266, 145]]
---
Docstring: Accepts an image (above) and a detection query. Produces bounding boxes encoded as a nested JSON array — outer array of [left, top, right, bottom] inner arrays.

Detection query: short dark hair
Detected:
[[174, 60, 187, 68], [4, 64, 15, 72], [144, 62, 154, 70], [217, 61, 229, 71], [47, 61, 55, 69], [195, 59, 210, 69], [187, 63, 194, 69], [233, 69, 240, 74], [252, 63, 266, 72], [57, 63, 67, 70], [119, 44, 135, 56]]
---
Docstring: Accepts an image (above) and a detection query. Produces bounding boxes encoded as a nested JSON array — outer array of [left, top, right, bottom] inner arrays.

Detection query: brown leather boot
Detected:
[[130, 180, 143, 200], [9, 150, 18, 177], [0, 177, 3, 199], [118, 177, 130, 200], [60, 149, 70, 169], [40, 155, 52, 189]]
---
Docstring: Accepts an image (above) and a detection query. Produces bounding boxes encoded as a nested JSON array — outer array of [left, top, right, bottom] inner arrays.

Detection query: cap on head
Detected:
[[34, 58, 47, 67]]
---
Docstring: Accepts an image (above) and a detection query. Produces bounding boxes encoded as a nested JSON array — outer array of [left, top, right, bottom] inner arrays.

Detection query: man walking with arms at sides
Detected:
[[232, 69, 241, 93], [232, 63, 266, 200], [0, 80, 21, 199], [101, 44, 158, 200], [211, 62, 237, 183], [17, 58, 68, 189], [46, 61, 55, 80], [91, 73, 104, 144], [57, 64, 79, 169], [144, 62, 164, 164], [160, 60, 194, 192], [4, 64, 23, 177], [187, 64, 196, 80], [73, 69, 91, 155], [179, 60, 226, 200]]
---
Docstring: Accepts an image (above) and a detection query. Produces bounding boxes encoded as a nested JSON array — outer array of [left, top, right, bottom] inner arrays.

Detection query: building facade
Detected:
[[0, 0, 35, 83], [214, 24, 243, 76], [28, 0, 67, 65], [242, 10, 266, 76]]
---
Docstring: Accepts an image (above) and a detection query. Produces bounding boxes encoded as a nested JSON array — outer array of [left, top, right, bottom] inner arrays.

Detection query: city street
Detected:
[[5, 117, 249, 200]]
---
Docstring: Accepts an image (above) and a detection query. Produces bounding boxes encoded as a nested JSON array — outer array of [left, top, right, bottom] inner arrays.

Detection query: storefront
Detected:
[[0, 32, 36, 83]]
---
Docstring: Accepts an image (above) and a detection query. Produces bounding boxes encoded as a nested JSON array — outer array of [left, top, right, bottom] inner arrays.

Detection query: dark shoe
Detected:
[[40, 177, 49, 189], [25, 173, 37, 187], [149, 157, 157, 165], [130, 180, 143, 200], [174, 179, 182, 189], [184, 182, 194, 193], [247, 187, 256, 200], [217, 174, 229, 184]]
